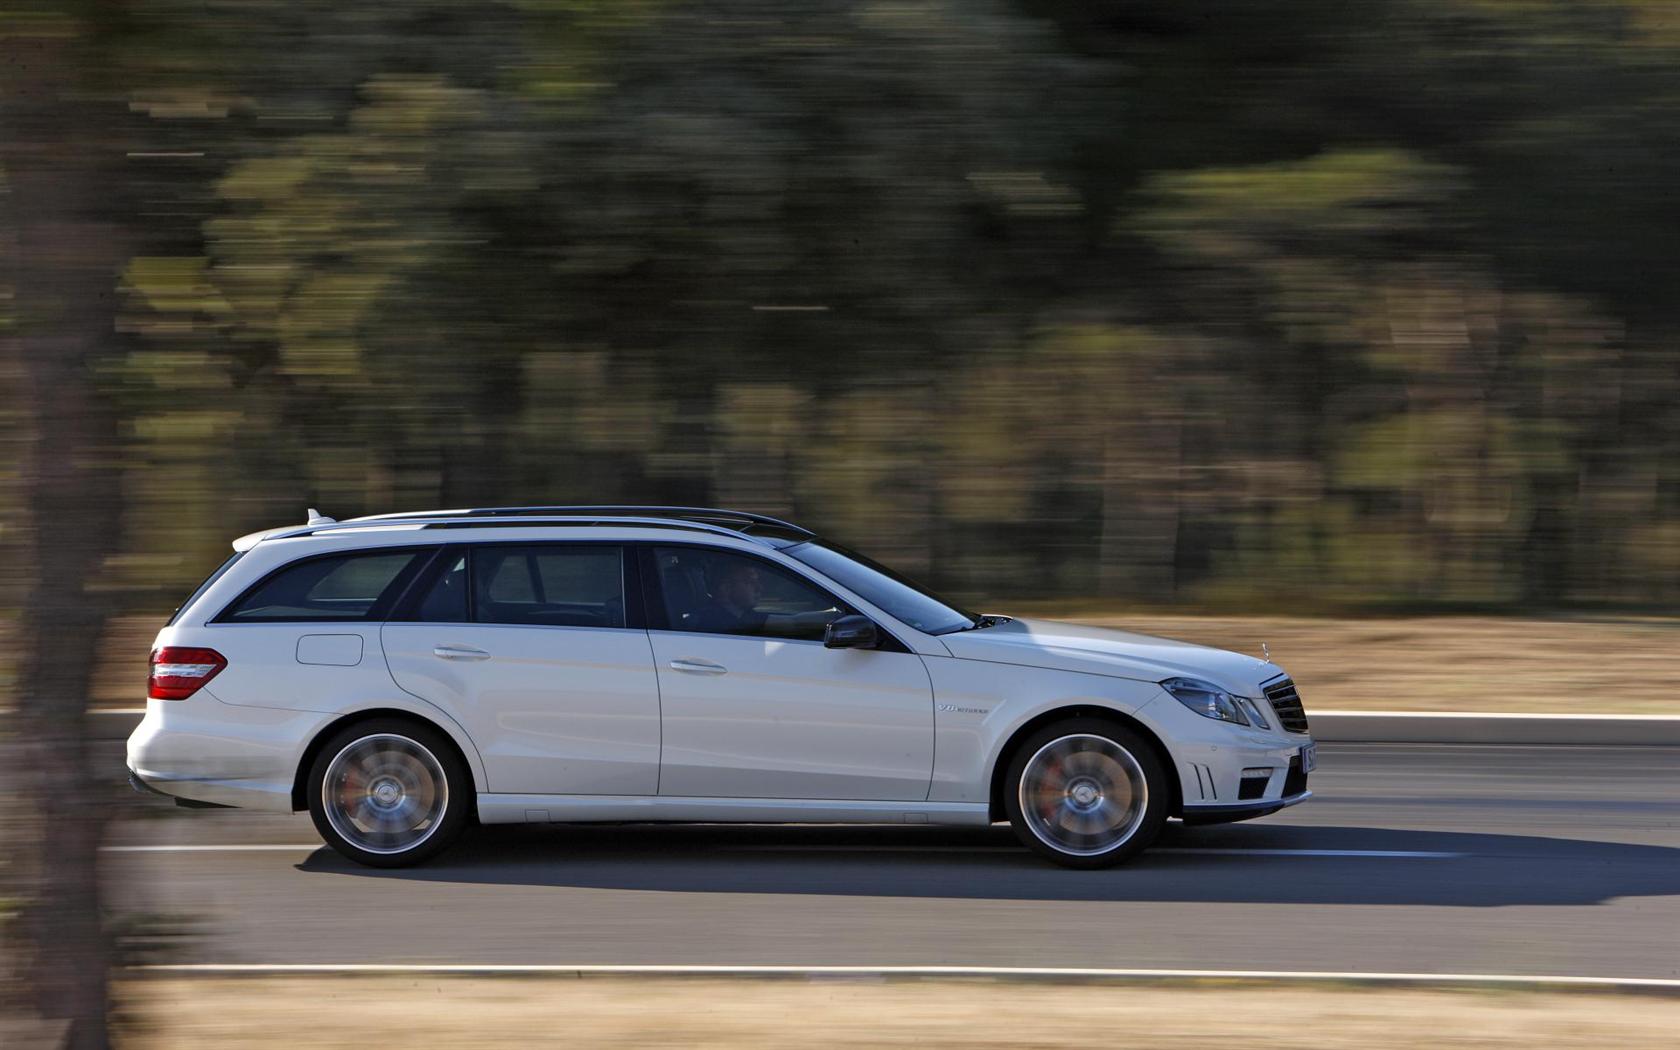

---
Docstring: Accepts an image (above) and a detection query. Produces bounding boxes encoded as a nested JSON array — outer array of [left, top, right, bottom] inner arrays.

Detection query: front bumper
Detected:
[[1181, 788, 1312, 824], [1143, 688, 1316, 818], [1177, 733, 1313, 821]]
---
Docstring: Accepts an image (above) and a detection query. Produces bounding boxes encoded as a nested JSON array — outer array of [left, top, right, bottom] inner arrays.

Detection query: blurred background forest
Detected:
[[5, 0, 1680, 620], [4, 4, 1679, 1043]]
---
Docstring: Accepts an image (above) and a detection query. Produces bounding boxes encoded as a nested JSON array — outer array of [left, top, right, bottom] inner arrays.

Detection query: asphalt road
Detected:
[[104, 743, 1680, 979]]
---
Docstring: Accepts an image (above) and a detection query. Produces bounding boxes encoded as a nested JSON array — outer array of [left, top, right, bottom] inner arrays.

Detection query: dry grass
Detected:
[[10, 611, 1680, 714], [115, 977, 1680, 1049]]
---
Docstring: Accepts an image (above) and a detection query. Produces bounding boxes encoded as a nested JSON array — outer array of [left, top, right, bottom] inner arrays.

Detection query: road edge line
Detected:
[[129, 964, 1680, 991]]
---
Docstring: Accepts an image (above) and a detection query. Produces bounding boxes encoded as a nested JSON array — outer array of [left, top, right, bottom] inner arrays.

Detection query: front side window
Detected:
[[470, 545, 626, 628], [783, 540, 974, 635], [653, 546, 844, 642], [221, 549, 429, 622]]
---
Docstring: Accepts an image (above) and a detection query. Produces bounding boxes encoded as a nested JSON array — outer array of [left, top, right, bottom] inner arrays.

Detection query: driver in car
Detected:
[[688, 559, 768, 635]]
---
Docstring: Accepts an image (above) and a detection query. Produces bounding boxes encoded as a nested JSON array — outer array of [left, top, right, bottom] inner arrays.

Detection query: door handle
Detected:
[[669, 658, 727, 675], [433, 645, 491, 661]]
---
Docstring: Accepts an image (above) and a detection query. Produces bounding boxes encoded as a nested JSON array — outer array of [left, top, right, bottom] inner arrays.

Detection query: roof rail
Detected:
[[347, 506, 814, 538], [240, 512, 808, 549]]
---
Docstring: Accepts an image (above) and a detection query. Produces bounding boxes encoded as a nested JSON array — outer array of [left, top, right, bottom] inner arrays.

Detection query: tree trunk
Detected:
[[1, 10, 131, 1048]]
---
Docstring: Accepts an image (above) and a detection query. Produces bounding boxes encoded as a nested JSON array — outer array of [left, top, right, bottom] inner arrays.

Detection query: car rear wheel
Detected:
[[307, 719, 470, 868], [1004, 719, 1168, 869]]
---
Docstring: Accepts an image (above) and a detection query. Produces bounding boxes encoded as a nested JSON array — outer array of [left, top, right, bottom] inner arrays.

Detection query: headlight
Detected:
[[1161, 677, 1268, 729]]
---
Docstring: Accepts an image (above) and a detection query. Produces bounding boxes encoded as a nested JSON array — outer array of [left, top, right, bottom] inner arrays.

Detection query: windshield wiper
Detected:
[[962, 614, 1012, 631]]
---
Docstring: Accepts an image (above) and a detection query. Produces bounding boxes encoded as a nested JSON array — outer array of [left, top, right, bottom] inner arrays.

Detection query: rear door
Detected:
[[381, 543, 661, 796]]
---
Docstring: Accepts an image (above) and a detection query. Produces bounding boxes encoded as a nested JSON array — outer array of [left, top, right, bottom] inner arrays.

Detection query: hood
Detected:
[[939, 617, 1280, 696]]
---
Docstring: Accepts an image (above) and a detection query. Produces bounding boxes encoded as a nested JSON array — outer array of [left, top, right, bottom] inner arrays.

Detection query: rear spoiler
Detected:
[[232, 509, 336, 552], [231, 527, 290, 552]]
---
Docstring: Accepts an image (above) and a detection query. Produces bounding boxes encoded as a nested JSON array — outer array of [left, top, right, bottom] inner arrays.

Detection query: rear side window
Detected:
[[413, 552, 469, 623], [404, 545, 626, 628], [219, 549, 430, 623], [471, 546, 626, 628]]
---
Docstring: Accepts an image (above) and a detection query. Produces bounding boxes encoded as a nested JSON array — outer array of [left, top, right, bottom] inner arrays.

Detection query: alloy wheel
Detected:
[[1017, 733, 1149, 857], [321, 733, 450, 855]]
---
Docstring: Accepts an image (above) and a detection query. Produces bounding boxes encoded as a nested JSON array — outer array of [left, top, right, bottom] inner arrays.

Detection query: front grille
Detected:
[[1263, 677, 1310, 734]]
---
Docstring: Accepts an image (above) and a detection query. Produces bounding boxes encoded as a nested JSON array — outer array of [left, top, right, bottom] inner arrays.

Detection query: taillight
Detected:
[[148, 646, 227, 700]]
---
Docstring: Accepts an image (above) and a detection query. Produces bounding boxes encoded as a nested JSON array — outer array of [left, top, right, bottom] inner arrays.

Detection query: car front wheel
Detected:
[[307, 719, 470, 867], [1004, 718, 1168, 869]]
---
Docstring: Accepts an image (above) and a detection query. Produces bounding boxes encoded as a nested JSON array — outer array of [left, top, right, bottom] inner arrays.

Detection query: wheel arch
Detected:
[[987, 705, 1182, 822], [292, 707, 481, 812]]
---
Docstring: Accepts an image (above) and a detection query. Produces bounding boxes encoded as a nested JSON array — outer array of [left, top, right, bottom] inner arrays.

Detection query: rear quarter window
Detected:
[[166, 552, 245, 626], [217, 548, 431, 623]]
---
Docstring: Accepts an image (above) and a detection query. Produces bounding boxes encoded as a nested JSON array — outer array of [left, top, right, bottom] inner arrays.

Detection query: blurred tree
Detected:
[[8, 0, 1680, 1041], [1, 1, 132, 1045], [19, 0, 1680, 630]]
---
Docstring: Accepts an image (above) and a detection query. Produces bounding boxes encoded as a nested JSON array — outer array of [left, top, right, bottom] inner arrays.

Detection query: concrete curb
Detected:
[[1311, 710, 1680, 745], [86, 708, 1680, 746]]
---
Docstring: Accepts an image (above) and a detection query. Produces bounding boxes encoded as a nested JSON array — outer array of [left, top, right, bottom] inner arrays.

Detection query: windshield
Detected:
[[784, 541, 976, 635]]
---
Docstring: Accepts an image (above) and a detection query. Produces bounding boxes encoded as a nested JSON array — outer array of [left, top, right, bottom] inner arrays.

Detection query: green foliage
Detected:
[[36, 0, 1680, 610]]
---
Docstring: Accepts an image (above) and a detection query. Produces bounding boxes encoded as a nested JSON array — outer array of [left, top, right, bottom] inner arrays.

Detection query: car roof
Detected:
[[232, 506, 815, 552]]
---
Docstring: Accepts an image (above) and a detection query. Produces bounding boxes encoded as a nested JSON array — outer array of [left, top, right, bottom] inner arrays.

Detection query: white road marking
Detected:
[[1160, 847, 1463, 858], [103, 844, 322, 853], [719, 840, 1458, 856], [104, 843, 1463, 858], [29, 708, 1680, 723], [134, 963, 1680, 989]]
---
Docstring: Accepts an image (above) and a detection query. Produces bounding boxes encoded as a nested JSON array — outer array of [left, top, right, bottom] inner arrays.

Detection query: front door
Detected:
[[645, 545, 934, 801], [382, 543, 660, 795]]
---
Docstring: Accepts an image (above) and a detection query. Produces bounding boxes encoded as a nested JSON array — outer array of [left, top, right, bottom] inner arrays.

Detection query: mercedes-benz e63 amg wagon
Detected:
[[128, 506, 1315, 868]]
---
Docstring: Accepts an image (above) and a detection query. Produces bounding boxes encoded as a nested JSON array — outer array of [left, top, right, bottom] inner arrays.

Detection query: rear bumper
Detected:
[[125, 695, 312, 813], [127, 768, 175, 800], [127, 765, 274, 809]]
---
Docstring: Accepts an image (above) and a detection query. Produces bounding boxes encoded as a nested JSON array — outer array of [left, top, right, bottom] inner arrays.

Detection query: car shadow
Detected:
[[298, 820, 1680, 908]]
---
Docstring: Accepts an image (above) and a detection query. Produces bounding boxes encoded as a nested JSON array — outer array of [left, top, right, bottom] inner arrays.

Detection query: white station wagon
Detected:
[[128, 507, 1315, 868]]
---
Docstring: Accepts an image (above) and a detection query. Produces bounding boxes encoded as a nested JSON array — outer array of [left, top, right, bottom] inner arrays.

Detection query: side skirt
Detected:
[[478, 794, 994, 827]]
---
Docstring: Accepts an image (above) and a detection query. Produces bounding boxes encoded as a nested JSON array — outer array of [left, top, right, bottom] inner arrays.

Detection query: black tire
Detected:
[[1003, 718, 1168, 869], [306, 718, 472, 868]]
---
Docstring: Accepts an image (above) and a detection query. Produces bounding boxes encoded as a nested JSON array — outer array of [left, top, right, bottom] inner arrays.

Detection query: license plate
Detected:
[[1299, 743, 1317, 773]]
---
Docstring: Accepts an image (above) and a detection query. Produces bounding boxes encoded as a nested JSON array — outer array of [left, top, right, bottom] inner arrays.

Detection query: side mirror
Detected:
[[823, 614, 878, 650]]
